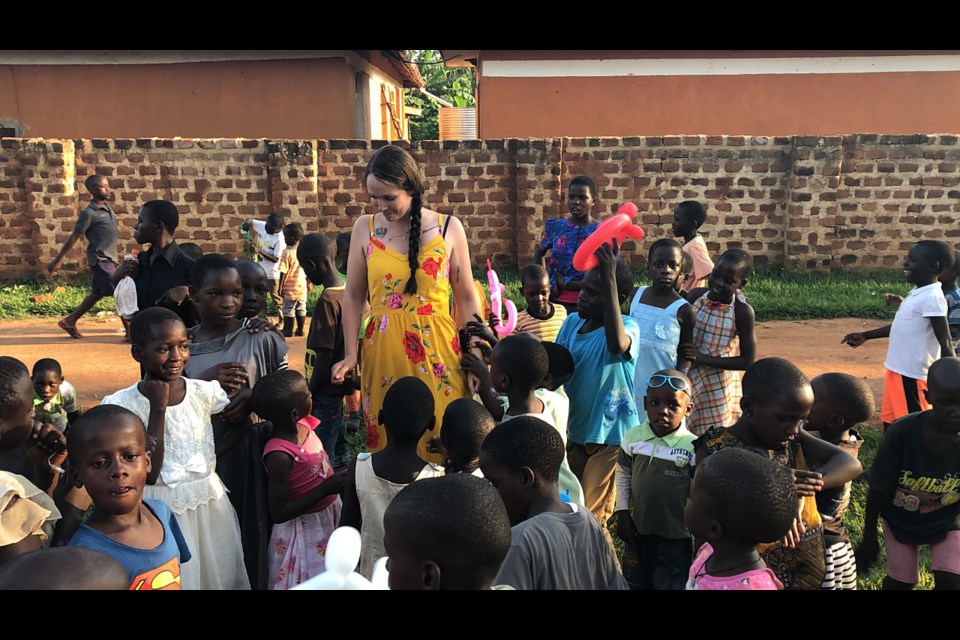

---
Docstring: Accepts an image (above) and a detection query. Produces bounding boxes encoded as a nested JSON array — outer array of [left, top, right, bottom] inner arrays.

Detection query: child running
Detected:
[[684, 447, 798, 590], [681, 249, 757, 436], [253, 370, 346, 589], [695, 357, 862, 590], [804, 372, 875, 589], [340, 376, 443, 578], [101, 306, 249, 590], [857, 357, 960, 590], [66, 405, 192, 590]]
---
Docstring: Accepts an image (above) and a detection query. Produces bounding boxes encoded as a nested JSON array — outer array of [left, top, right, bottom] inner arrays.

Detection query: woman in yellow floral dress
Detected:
[[331, 145, 484, 461]]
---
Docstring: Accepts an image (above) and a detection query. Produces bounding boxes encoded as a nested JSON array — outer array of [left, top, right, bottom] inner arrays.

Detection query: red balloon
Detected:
[[572, 206, 645, 272]]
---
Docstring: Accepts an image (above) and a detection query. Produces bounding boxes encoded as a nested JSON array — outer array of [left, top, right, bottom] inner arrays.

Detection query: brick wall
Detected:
[[1, 135, 958, 280]]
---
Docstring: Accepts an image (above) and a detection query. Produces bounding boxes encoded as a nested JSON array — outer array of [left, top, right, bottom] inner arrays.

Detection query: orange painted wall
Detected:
[[0, 58, 358, 139], [478, 71, 960, 137]]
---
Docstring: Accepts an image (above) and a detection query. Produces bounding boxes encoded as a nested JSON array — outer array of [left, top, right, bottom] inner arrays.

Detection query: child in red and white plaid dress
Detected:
[[680, 250, 757, 436]]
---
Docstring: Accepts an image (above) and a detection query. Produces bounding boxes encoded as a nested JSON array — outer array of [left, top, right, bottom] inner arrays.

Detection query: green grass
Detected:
[[478, 267, 910, 321], [1, 268, 910, 322], [0, 281, 116, 319]]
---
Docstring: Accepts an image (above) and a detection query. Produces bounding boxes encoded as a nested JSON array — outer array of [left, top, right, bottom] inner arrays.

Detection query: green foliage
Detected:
[[0, 280, 115, 319], [404, 50, 477, 141], [1, 268, 912, 322], [471, 266, 910, 322]]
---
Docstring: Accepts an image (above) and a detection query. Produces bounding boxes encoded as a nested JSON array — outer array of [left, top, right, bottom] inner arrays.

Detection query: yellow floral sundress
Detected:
[[361, 214, 468, 461]]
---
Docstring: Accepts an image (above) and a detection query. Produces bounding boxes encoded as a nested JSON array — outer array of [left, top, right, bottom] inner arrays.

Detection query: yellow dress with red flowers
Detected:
[[361, 215, 468, 461]]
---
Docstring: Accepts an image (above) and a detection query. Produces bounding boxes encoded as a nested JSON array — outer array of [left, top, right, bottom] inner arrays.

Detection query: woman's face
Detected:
[[367, 175, 413, 224]]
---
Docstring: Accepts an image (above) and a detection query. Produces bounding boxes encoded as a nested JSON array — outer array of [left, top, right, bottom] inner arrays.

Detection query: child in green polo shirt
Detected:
[[615, 369, 696, 590], [32, 358, 82, 434]]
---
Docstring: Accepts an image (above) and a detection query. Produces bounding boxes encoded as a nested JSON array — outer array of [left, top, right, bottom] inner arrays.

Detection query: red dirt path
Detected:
[[0, 316, 888, 411]]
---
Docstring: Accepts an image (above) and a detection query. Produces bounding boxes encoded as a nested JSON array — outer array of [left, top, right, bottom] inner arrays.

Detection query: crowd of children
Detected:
[[1, 170, 958, 592]]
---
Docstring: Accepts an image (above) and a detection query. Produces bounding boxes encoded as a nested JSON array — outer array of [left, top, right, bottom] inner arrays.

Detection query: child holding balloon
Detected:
[[534, 176, 601, 314], [555, 238, 641, 531]]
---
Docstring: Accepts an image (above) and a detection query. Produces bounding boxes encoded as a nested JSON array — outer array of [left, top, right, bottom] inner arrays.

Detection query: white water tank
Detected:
[[439, 107, 477, 140]]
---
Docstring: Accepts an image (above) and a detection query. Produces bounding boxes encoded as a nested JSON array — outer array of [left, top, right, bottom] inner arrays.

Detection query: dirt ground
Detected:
[[0, 315, 889, 411]]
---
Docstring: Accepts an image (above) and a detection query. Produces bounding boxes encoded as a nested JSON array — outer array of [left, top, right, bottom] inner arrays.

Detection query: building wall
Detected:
[[2, 135, 958, 281], [476, 51, 960, 138], [0, 58, 360, 139]]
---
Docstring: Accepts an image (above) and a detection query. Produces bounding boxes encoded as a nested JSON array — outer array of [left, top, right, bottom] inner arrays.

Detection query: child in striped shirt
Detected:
[[514, 264, 567, 342], [278, 222, 308, 338]]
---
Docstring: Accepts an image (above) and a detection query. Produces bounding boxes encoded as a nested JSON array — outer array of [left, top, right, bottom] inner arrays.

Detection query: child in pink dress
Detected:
[[253, 370, 346, 590], [684, 447, 797, 590]]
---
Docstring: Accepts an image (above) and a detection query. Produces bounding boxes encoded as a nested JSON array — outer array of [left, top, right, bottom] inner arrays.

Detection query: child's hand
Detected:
[[323, 468, 348, 496], [884, 293, 903, 308], [203, 362, 249, 394], [594, 238, 620, 284], [841, 333, 867, 348], [243, 317, 278, 334], [782, 516, 806, 549], [486, 311, 501, 333], [113, 259, 139, 282], [26, 422, 67, 471], [854, 536, 880, 575], [220, 388, 253, 423], [466, 317, 498, 347], [791, 469, 824, 496], [615, 510, 638, 544], [142, 380, 171, 411], [425, 435, 442, 455], [460, 353, 491, 383], [53, 471, 91, 513], [678, 342, 700, 363], [155, 286, 190, 308]]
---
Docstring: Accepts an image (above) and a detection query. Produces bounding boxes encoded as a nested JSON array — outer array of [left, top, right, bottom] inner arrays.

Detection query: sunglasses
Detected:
[[647, 374, 691, 396]]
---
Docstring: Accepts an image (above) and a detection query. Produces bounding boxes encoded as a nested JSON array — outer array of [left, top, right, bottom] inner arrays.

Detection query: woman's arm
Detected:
[[447, 216, 482, 330], [446, 216, 485, 392], [331, 216, 372, 384]]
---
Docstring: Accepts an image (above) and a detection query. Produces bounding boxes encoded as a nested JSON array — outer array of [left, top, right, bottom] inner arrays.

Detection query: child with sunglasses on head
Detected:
[[615, 370, 696, 590]]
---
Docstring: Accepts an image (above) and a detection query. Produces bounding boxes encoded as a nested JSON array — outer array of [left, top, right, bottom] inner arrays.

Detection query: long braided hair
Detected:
[[365, 145, 426, 295]]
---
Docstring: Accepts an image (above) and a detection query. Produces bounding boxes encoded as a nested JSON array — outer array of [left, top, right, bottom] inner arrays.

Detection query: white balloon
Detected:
[[291, 571, 345, 591], [325, 526, 362, 575], [370, 557, 390, 590], [342, 572, 374, 590]]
